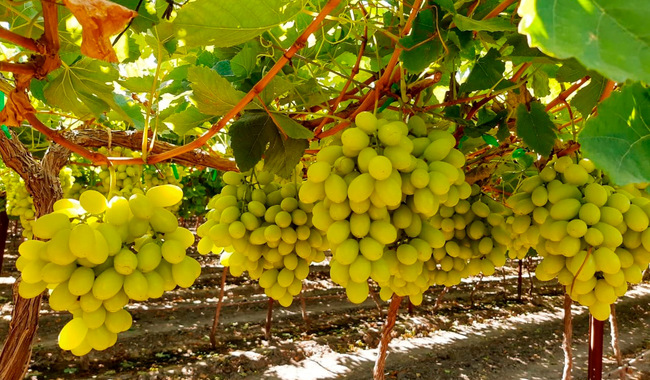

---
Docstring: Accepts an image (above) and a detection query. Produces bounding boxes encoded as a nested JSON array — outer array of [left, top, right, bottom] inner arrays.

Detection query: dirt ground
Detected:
[[2, 228, 650, 380]]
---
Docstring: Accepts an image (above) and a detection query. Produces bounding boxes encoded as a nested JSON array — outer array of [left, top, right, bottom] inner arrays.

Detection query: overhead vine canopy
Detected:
[[0, 0, 646, 185]]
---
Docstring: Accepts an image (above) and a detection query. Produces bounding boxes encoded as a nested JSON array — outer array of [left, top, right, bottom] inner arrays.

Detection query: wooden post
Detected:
[[517, 259, 523, 303], [562, 293, 573, 380], [588, 315, 605, 380], [373, 295, 402, 380], [209, 266, 228, 348], [264, 298, 274, 340]]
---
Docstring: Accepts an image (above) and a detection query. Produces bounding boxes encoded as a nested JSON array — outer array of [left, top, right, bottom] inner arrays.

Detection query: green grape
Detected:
[[145, 184, 183, 208], [349, 256, 372, 283], [58, 318, 88, 350], [83, 306, 106, 329], [106, 196, 131, 225], [136, 243, 162, 272], [123, 270, 149, 301], [345, 280, 369, 304], [105, 309, 133, 334], [114, 248, 138, 275], [103, 290, 129, 312], [307, 161, 331, 183], [149, 207, 178, 233], [32, 212, 71, 240], [145, 271, 165, 298], [161, 239, 186, 264], [86, 325, 116, 351], [129, 193, 155, 219], [69, 224, 95, 258], [92, 268, 124, 300], [68, 267, 95, 296], [79, 190, 108, 214], [172, 256, 201, 288], [341, 127, 370, 151], [18, 280, 48, 298], [368, 156, 392, 181], [80, 293, 103, 313], [355, 111, 378, 134], [41, 262, 76, 284]]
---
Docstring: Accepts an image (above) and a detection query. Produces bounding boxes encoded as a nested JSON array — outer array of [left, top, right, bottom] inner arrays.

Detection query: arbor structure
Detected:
[[0, 0, 649, 379]]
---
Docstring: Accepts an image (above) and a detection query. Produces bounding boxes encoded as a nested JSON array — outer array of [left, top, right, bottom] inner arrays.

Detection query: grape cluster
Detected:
[[197, 170, 328, 307], [1, 166, 73, 238], [506, 156, 650, 320], [427, 185, 511, 287], [300, 112, 472, 305], [68, 147, 185, 201], [16, 185, 200, 355]]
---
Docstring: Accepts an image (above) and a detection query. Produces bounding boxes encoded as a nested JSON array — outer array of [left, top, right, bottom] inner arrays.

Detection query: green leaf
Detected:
[[229, 112, 308, 177], [531, 70, 550, 98], [555, 60, 588, 82], [515, 102, 556, 156], [172, 0, 303, 48], [231, 43, 259, 78], [120, 76, 154, 93], [163, 106, 213, 136], [482, 134, 499, 146], [272, 113, 314, 139], [578, 84, 650, 185], [43, 59, 119, 118], [263, 133, 309, 178], [518, 0, 650, 83], [453, 15, 516, 32], [111, 95, 145, 130], [434, 0, 456, 13], [570, 75, 607, 117], [459, 49, 505, 93], [187, 66, 248, 116], [399, 8, 443, 73]]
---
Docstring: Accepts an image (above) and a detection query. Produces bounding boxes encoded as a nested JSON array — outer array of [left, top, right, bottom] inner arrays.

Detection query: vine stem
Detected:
[[317, 0, 424, 138], [373, 295, 402, 380], [544, 76, 590, 112], [562, 292, 573, 380], [0, 27, 39, 52], [314, 3, 369, 135], [209, 266, 228, 349], [110, 0, 343, 166], [264, 298, 274, 340], [609, 305, 626, 380]]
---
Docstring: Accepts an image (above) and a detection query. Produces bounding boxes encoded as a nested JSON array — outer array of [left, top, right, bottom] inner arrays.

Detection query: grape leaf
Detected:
[[515, 102, 556, 156], [570, 74, 607, 117], [187, 66, 249, 116], [163, 106, 213, 136], [43, 59, 119, 118], [459, 49, 505, 93], [272, 113, 314, 139], [399, 8, 442, 73], [453, 15, 516, 32], [578, 83, 650, 185], [518, 0, 650, 83], [120, 76, 154, 93], [172, 0, 303, 48], [229, 112, 308, 177]]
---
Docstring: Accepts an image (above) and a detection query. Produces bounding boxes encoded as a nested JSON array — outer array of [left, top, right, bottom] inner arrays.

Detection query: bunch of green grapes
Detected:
[[299, 112, 472, 305], [68, 147, 185, 209], [506, 156, 650, 320], [16, 184, 200, 355], [197, 170, 328, 307], [1, 166, 73, 238], [427, 185, 511, 287]]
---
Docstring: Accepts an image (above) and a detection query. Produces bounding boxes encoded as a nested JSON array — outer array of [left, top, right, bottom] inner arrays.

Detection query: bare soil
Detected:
[[2, 228, 650, 380]]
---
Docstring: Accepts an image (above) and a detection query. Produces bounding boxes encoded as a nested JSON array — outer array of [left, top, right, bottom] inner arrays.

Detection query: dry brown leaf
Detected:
[[0, 91, 35, 127], [63, 0, 137, 63]]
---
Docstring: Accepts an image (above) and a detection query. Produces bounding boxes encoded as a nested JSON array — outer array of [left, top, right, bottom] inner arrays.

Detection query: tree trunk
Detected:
[[0, 210, 8, 275], [0, 130, 68, 380]]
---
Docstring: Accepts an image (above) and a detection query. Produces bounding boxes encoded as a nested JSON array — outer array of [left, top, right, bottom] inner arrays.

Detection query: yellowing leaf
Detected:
[[64, 0, 137, 63]]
